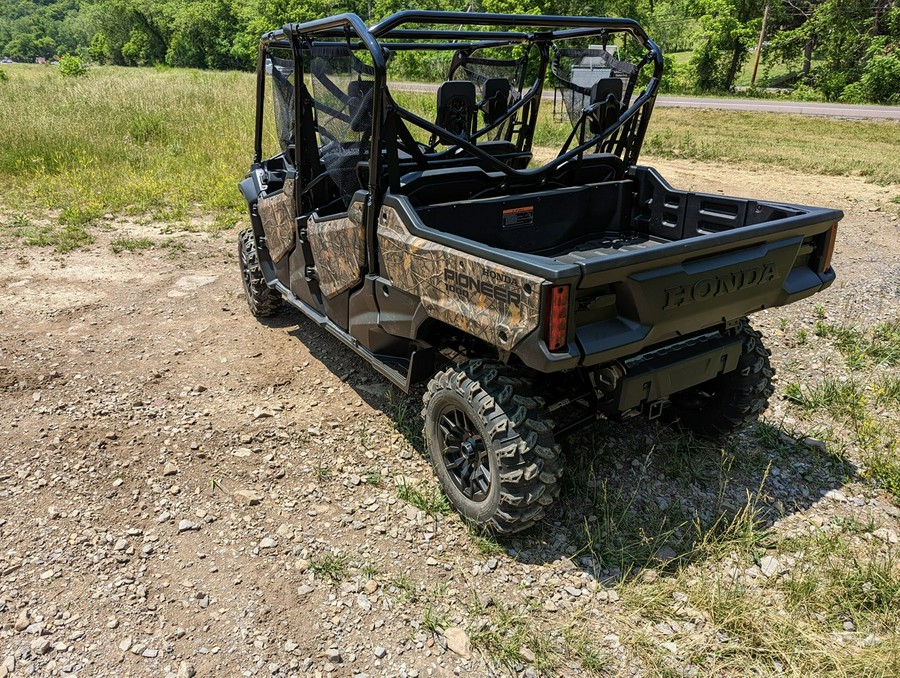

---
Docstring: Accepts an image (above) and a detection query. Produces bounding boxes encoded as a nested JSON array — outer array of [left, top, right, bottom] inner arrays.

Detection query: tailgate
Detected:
[[572, 212, 839, 366]]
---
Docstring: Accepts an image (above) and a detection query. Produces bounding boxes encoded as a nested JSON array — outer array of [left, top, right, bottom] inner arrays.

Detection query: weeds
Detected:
[[421, 605, 449, 636], [396, 479, 450, 517], [308, 553, 348, 582], [110, 237, 153, 253], [386, 388, 422, 446], [313, 463, 333, 480], [386, 575, 417, 603], [784, 377, 867, 419], [19, 223, 94, 252], [865, 451, 900, 502], [815, 320, 900, 369], [363, 472, 383, 487], [469, 608, 555, 671]]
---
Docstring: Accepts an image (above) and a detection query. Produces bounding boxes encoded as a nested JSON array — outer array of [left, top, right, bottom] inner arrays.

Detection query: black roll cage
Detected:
[[253, 10, 664, 271]]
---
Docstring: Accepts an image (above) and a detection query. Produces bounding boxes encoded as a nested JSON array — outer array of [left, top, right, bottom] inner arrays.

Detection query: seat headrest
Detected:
[[482, 78, 512, 125], [436, 81, 476, 138]]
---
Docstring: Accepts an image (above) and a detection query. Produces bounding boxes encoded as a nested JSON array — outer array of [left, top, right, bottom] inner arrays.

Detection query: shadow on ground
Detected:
[[270, 310, 856, 582]]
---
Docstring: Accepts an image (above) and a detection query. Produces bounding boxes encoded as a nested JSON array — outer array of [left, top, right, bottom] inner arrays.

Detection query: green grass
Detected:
[[784, 377, 867, 419], [623, 518, 900, 675], [0, 63, 252, 233], [815, 320, 900, 370], [782, 323, 900, 503], [1, 62, 897, 257], [396, 478, 451, 517], [308, 553, 348, 582], [110, 237, 153, 253], [16, 221, 95, 252], [643, 109, 900, 185]]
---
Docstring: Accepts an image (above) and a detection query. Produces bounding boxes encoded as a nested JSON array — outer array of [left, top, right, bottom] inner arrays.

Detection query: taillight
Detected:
[[544, 285, 570, 352], [819, 224, 838, 273]]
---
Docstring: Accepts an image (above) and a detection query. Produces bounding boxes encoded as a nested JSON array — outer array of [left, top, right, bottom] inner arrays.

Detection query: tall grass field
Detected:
[[0, 62, 898, 239]]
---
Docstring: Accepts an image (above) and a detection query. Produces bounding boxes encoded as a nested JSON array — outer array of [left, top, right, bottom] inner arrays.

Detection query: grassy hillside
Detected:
[[0, 63, 898, 242]]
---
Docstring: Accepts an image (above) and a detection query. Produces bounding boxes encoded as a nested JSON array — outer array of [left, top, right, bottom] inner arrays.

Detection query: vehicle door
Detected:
[[299, 44, 376, 329]]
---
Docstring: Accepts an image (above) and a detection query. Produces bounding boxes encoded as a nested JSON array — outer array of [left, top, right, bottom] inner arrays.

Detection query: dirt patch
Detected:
[[1, 161, 898, 676]]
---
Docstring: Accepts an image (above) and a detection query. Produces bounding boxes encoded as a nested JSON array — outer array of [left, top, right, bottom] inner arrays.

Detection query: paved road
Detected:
[[656, 96, 900, 120], [391, 82, 900, 120]]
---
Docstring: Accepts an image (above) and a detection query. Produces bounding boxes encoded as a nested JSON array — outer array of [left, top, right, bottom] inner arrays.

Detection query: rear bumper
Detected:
[[613, 332, 743, 411]]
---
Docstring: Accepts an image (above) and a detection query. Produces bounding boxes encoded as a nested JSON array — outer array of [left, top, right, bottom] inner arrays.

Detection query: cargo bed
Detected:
[[383, 164, 841, 371]]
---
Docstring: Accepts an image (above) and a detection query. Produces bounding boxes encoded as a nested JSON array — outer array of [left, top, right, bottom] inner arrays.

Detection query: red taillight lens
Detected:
[[545, 285, 570, 352], [819, 224, 838, 273]]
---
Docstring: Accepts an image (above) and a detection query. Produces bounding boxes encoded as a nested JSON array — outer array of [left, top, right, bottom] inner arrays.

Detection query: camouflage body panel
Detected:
[[307, 200, 366, 298], [257, 178, 297, 263], [377, 205, 543, 351]]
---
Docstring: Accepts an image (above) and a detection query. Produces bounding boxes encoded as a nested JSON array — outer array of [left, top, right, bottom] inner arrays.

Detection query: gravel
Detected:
[[1, 163, 898, 676]]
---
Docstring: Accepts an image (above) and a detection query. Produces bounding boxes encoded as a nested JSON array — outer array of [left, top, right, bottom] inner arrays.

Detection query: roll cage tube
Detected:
[[256, 10, 664, 189], [262, 13, 387, 200], [365, 13, 663, 179], [262, 14, 387, 273]]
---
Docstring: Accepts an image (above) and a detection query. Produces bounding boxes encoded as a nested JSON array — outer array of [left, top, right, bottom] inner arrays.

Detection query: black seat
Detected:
[[435, 81, 477, 139], [588, 78, 624, 133], [481, 78, 511, 125], [395, 166, 505, 207], [552, 153, 624, 185]]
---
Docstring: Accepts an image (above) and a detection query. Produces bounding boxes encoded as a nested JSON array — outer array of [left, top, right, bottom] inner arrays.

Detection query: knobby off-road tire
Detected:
[[238, 228, 282, 317], [422, 360, 563, 534], [667, 319, 775, 439]]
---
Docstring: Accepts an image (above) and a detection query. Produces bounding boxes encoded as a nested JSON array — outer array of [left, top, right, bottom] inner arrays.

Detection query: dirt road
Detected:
[[1, 160, 899, 677]]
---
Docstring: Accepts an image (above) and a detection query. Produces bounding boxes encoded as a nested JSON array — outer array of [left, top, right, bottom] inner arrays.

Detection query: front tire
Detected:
[[422, 360, 563, 534], [238, 228, 282, 317], [667, 320, 774, 438]]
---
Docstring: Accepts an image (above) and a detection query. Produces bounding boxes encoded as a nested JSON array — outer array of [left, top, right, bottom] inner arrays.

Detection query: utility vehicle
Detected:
[[238, 11, 841, 533]]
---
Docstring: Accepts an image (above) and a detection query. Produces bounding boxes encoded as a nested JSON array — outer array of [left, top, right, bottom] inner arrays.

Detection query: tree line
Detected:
[[1, 0, 897, 102]]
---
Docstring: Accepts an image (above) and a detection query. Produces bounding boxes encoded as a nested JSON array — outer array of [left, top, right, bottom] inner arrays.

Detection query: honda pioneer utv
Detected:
[[238, 11, 841, 534]]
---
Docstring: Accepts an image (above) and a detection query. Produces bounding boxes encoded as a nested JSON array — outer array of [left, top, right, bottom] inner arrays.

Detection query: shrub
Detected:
[[59, 54, 87, 78], [790, 83, 826, 101], [660, 58, 695, 93], [858, 53, 900, 104]]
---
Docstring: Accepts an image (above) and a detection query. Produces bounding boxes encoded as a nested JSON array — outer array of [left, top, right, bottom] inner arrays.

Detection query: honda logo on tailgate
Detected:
[[664, 263, 777, 310]]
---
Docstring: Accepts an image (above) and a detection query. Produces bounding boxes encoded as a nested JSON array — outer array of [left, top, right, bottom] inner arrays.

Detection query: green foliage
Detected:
[[0, 0, 896, 103], [0, 67, 7, 82], [769, 0, 900, 102], [110, 236, 153, 253], [88, 32, 111, 63], [856, 49, 900, 105], [865, 450, 900, 502], [59, 54, 87, 77], [691, 0, 765, 91]]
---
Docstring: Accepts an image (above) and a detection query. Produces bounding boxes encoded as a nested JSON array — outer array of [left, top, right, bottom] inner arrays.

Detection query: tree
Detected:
[[690, 0, 766, 90]]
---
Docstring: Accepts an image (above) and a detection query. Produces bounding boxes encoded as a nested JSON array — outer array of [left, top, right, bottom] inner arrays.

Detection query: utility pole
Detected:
[[751, 2, 770, 87]]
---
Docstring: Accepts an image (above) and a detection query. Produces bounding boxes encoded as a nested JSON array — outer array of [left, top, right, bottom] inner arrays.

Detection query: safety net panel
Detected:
[[449, 47, 529, 142], [269, 53, 295, 157], [551, 46, 637, 127], [308, 45, 376, 207]]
